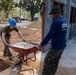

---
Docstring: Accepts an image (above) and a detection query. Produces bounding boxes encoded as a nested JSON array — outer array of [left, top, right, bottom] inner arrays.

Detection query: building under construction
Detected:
[[41, 0, 76, 50]]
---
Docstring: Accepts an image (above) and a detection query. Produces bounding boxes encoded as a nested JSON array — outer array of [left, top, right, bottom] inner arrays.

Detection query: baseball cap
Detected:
[[49, 6, 61, 15]]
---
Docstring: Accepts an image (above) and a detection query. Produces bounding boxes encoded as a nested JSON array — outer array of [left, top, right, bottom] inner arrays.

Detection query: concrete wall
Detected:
[[71, 0, 76, 7], [54, 0, 67, 4], [72, 0, 76, 3]]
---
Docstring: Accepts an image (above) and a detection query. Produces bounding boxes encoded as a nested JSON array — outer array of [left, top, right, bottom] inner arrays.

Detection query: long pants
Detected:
[[42, 49, 64, 75], [3, 34, 12, 57]]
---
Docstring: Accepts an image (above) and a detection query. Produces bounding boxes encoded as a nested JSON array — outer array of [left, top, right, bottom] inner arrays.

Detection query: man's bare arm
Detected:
[[17, 31, 25, 41], [2, 32, 9, 46]]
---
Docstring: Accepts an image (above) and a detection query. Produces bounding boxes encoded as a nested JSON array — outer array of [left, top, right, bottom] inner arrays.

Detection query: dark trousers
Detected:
[[3, 34, 12, 57], [42, 49, 64, 75]]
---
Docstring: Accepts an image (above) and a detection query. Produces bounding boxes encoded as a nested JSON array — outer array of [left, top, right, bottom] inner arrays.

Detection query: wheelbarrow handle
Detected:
[[35, 42, 52, 47]]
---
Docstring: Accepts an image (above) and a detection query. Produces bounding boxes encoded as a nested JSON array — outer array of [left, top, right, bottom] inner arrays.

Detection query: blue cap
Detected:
[[9, 19, 17, 27]]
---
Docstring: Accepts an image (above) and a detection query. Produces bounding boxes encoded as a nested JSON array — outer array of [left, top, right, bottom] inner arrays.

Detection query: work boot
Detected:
[[4, 45, 12, 57]]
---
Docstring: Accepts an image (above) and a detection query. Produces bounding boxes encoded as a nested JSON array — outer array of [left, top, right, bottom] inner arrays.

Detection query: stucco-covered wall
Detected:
[[54, 0, 67, 4]]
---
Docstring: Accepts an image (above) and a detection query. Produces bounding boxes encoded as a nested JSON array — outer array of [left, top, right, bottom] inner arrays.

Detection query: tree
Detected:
[[0, 0, 15, 18], [18, 0, 41, 21]]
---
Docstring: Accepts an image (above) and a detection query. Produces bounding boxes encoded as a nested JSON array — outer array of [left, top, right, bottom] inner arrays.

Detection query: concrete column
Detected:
[[66, 0, 71, 41], [43, 0, 53, 52]]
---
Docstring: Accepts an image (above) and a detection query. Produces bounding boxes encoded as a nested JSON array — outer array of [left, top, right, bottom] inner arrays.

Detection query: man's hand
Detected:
[[6, 44, 11, 47]]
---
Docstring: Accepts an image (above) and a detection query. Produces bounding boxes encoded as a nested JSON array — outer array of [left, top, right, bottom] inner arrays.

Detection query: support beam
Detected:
[[41, 0, 45, 40], [66, 0, 71, 41], [43, 0, 53, 52]]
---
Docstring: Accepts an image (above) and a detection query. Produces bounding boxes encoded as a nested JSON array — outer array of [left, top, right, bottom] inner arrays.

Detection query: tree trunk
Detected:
[[30, 11, 35, 21], [3, 11, 8, 18], [5, 12, 9, 18]]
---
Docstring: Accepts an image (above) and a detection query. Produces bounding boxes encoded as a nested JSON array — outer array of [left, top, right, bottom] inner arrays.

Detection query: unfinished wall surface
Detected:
[[72, 0, 76, 7], [54, 0, 67, 4]]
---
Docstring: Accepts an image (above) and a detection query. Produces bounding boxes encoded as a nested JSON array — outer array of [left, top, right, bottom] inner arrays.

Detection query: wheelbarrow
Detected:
[[10, 41, 39, 75]]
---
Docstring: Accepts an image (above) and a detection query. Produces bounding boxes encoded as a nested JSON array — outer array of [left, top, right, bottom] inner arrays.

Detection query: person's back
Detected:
[[51, 17, 67, 50]]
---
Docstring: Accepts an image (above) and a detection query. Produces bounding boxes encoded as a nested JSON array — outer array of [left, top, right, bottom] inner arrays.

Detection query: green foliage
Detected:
[[18, 0, 41, 21], [0, 0, 16, 18], [20, 0, 41, 12]]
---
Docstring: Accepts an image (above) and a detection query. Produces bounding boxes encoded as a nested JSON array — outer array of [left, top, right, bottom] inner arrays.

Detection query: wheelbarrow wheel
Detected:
[[18, 54, 24, 61], [15, 54, 24, 66]]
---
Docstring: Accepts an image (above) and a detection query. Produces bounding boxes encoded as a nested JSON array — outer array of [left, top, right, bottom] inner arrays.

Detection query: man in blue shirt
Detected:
[[38, 6, 67, 75]]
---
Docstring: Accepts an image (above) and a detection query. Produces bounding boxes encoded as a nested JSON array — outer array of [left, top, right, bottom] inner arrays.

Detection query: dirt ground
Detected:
[[0, 59, 12, 72], [0, 21, 42, 72]]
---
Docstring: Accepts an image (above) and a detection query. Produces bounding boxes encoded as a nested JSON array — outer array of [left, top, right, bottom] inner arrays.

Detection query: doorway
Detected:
[[69, 7, 76, 39]]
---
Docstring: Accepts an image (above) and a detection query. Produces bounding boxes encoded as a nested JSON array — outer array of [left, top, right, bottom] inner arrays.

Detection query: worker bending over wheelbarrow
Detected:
[[1, 19, 26, 60]]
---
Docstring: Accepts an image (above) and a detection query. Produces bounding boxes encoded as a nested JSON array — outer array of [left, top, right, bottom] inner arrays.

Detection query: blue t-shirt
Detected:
[[41, 17, 67, 50]]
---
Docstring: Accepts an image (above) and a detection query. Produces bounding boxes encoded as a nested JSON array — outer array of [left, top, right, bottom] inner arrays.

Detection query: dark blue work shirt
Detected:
[[41, 17, 67, 50]]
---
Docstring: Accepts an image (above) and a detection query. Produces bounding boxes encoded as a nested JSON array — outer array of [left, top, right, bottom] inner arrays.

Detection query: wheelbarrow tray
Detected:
[[10, 42, 39, 64], [11, 46, 38, 55]]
